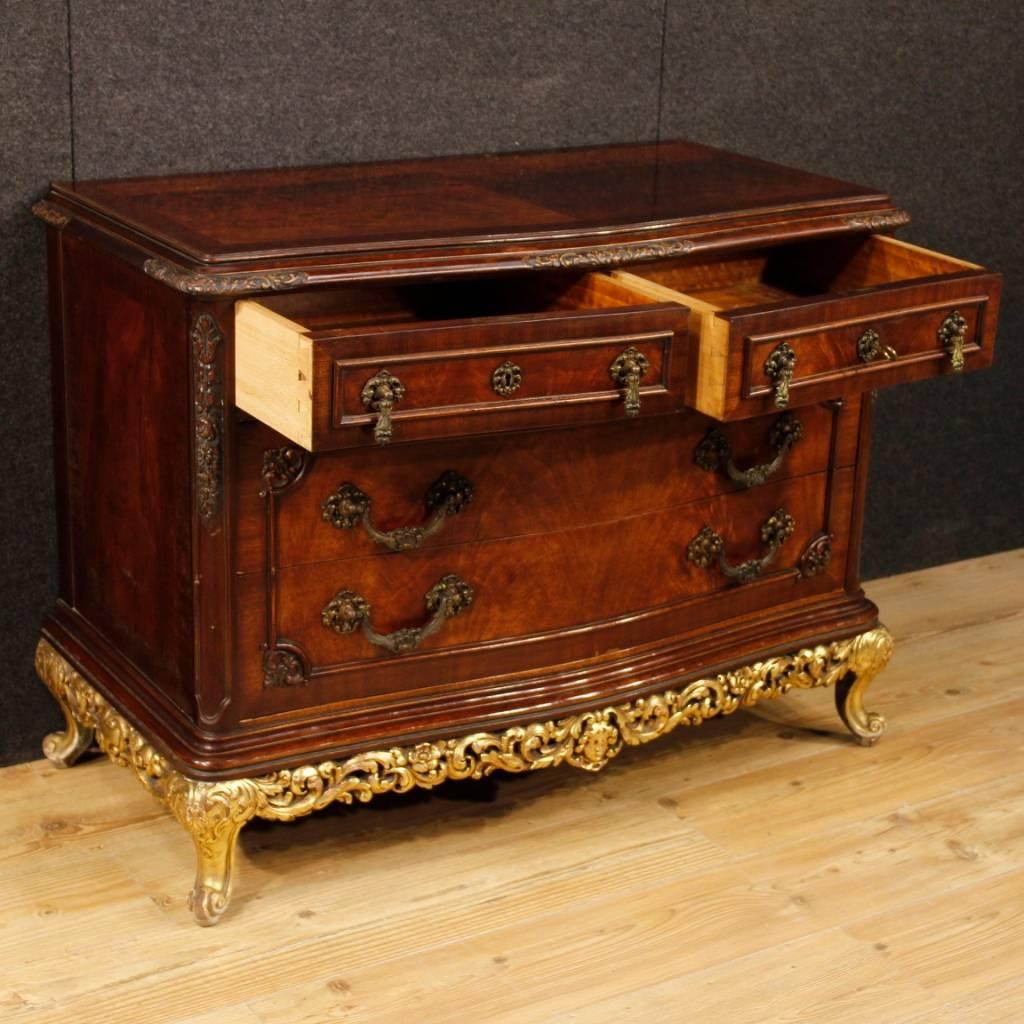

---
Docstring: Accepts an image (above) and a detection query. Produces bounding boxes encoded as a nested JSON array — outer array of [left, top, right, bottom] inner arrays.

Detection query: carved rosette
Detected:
[[262, 647, 309, 688], [524, 238, 695, 270], [799, 533, 834, 577], [259, 446, 308, 497], [191, 314, 225, 527]]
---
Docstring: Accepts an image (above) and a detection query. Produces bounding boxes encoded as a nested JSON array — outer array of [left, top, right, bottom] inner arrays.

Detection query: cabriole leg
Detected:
[[42, 703, 95, 768], [165, 777, 259, 926], [834, 626, 894, 746], [36, 639, 96, 768]]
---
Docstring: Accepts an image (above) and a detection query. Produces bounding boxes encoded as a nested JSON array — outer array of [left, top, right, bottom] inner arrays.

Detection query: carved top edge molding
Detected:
[[845, 210, 911, 231], [144, 257, 310, 296], [523, 238, 696, 270], [32, 200, 70, 229]]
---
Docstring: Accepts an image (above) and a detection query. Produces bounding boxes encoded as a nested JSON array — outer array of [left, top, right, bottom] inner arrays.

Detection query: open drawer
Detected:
[[235, 274, 688, 451], [613, 234, 1001, 420]]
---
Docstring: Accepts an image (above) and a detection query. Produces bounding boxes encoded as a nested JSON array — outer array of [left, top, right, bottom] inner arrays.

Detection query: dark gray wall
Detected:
[[2, 1, 1020, 765]]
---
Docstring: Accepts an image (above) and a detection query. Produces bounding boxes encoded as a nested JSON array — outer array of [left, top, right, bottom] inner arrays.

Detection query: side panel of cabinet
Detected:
[[53, 232, 196, 718]]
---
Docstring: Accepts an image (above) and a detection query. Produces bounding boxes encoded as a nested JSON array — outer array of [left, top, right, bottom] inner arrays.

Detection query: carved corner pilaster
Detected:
[[191, 313, 225, 529]]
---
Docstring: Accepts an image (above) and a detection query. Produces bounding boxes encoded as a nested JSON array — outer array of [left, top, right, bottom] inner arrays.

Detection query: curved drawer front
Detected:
[[235, 462, 856, 717], [234, 400, 860, 574], [235, 273, 688, 450], [614, 233, 1001, 421]]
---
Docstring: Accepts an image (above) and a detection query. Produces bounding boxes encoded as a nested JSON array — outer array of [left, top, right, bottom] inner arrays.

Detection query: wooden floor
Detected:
[[3, 550, 1023, 1023]]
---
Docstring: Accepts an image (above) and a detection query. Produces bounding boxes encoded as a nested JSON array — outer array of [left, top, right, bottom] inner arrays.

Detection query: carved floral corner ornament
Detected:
[[36, 627, 892, 926], [191, 313, 225, 527]]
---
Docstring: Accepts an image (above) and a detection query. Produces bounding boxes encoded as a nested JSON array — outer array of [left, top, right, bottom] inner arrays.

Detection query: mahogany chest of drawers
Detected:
[[32, 140, 1001, 925]]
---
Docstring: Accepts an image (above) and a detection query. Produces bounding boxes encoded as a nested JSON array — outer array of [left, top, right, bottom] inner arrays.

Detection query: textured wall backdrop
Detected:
[[2, 0, 1021, 764]]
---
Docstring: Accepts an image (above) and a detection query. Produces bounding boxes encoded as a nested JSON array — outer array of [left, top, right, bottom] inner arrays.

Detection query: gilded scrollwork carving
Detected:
[[36, 627, 892, 925], [192, 313, 225, 526]]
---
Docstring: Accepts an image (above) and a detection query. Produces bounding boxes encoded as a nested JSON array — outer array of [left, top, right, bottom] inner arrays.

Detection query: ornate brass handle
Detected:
[[361, 369, 406, 444], [938, 310, 968, 372], [687, 508, 796, 583], [321, 471, 473, 552], [857, 328, 897, 363], [693, 413, 803, 489], [321, 574, 474, 654], [764, 342, 797, 409], [609, 346, 649, 417]]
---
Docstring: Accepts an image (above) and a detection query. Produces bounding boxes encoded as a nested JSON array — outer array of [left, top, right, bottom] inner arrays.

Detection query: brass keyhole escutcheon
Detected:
[[491, 360, 523, 397]]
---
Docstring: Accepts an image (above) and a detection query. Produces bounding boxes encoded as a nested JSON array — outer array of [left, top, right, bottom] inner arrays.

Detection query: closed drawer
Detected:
[[613, 233, 1001, 420], [234, 399, 860, 574], [236, 463, 855, 714], [235, 274, 688, 450]]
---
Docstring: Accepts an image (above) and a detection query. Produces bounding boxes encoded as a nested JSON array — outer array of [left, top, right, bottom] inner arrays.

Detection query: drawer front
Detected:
[[234, 399, 861, 575], [320, 309, 684, 448], [235, 463, 856, 717], [612, 235, 1002, 421], [739, 289, 994, 415]]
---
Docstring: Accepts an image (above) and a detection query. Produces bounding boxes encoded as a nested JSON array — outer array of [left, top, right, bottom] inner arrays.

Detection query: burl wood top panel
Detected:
[[48, 140, 902, 270]]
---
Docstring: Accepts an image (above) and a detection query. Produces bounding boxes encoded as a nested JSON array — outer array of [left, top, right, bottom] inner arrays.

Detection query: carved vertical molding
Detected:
[[191, 313, 225, 529]]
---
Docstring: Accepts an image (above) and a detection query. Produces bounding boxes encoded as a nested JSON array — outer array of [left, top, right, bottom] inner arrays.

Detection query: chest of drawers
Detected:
[[32, 140, 1001, 925]]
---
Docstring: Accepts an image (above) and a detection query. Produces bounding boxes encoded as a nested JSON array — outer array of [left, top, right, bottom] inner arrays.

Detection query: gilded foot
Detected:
[[834, 626, 894, 745], [36, 639, 96, 767], [165, 777, 258, 926], [42, 712, 95, 768]]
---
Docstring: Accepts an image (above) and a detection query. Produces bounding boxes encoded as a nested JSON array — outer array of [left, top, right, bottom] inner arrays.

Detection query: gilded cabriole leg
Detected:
[[36, 640, 96, 767], [834, 626, 894, 745], [165, 778, 258, 926], [42, 698, 95, 768]]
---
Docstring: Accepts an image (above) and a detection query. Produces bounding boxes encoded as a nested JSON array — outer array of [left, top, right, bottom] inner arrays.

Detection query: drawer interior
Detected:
[[244, 271, 659, 334], [614, 234, 980, 315]]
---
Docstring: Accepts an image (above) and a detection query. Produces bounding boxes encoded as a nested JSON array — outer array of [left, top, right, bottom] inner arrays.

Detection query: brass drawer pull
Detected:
[[361, 369, 406, 444], [609, 346, 649, 416], [764, 342, 797, 409], [321, 471, 473, 552], [939, 310, 968, 372], [687, 508, 796, 583], [693, 413, 803, 489], [857, 328, 897, 363], [321, 574, 475, 654]]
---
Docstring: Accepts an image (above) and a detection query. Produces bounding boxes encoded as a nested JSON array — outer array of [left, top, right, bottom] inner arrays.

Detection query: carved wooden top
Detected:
[[43, 139, 908, 287]]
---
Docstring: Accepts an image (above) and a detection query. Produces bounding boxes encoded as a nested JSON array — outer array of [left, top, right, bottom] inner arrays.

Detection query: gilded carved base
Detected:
[[35, 627, 893, 926]]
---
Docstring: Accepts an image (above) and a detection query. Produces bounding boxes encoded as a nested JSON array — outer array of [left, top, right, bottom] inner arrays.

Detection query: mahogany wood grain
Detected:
[[233, 401, 859, 575], [48, 140, 896, 265], [57, 234, 195, 718], [234, 468, 855, 720]]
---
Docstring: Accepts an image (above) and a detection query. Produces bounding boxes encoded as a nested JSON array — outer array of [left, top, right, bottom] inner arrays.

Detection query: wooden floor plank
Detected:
[[2, 549, 1022, 1023]]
